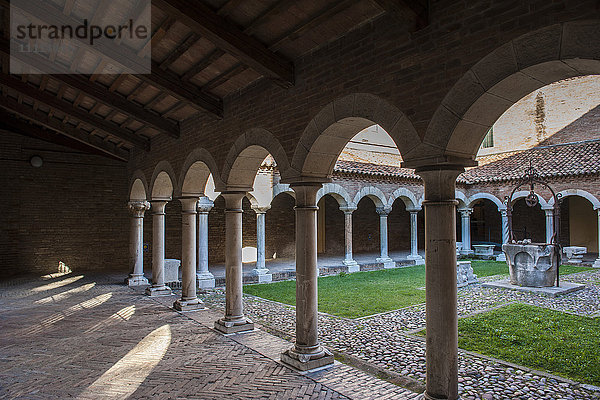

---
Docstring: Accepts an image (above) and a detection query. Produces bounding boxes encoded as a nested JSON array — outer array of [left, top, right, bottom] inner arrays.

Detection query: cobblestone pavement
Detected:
[[0, 273, 417, 400], [200, 270, 600, 400]]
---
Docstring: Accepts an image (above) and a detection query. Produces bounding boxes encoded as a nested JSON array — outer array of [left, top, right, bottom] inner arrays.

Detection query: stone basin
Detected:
[[502, 243, 558, 287]]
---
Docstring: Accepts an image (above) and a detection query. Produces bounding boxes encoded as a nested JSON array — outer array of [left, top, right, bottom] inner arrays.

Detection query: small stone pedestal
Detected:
[[473, 244, 495, 259], [214, 317, 254, 334], [197, 272, 216, 289], [563, 246, 587, 264], [377, 257, 396, 269], [281, 346, 334, 372], [251, 268, 273, 283], [126, 274, 149, 286], [457, 261, 478, 287], [343, 260, 360, 273]]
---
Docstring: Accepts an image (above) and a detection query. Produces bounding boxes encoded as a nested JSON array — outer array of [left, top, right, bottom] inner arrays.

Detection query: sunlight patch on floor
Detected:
[[25, 292, 113, 335], [77, 324, 171, 400], [31, 275, 84, 293], [35, 283, 96, 304], [84, 305, 136, 334]]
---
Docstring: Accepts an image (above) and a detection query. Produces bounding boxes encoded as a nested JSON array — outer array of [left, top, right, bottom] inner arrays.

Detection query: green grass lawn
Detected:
[[243, 261, 592, 318], [457, 303, 600, 385]]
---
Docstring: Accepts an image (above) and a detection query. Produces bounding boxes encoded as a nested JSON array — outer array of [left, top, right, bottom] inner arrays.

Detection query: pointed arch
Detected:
[[129, 170, 149, 201], [179, 148, 223, 196], [418, 21, 600, 167], [150, 161, 176, 200], [290, 93, 420, 181]]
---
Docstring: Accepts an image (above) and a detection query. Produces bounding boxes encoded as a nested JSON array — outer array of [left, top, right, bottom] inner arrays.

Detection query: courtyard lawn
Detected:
[[457, 303, 600, 386], [243, 261, 591, 319]]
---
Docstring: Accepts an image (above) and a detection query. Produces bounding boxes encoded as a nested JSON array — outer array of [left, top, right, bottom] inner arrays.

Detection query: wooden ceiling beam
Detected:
[[10, 0, 222, 117], [159, 33, 200, 70], [153, 0, 294, 88], [0, 40, 180, 138], [0, 74, 150, 150], [0, 98, 129, 161], [181, 48, 225, 82]]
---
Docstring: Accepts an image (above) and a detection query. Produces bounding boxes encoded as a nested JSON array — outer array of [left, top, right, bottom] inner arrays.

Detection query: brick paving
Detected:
[[0, 273, 417, 400]]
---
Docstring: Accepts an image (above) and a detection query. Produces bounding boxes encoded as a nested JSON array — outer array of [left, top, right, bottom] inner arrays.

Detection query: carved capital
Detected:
[[197, 196, 214, 213], [128, 201, 150, 218], [376, 206, 392, 216], [252, 206, 271, 214]]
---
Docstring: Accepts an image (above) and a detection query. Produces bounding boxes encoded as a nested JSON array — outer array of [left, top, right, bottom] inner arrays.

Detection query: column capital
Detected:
[[376, 206, 392, 216], [339, 205, 357, 214], [128, 201, 150, 217], [150, 199, 168, 214], [252, 206, 271, 214], [543, 207, 554, 215], [459, 207, 473, 216], [291, 183, 322, 208], [221, 191, 246, 211], [406, 207, 422, 213], [197, 196, 214, 213], [179, 196, 199, 213], [417, 167, 464, 201]]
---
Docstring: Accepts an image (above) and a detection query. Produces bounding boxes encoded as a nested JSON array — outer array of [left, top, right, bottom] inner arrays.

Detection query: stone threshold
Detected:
[[481, 280, 586, 296]]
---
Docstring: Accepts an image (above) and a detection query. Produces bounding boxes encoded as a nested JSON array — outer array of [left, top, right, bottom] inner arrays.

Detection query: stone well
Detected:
[[502, 243, 557, 287]]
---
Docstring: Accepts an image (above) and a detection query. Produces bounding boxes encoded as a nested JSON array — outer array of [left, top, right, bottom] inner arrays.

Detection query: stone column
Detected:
[[340, 206, 359, 273], [594, 208, 600, 268], [174, 197, 204, 311], [376, 206, 395, 268], [544, 207, 554, 244], [126, 201, 150, 286], [418, 168, 462, 400], [251, 206, 272, 283], [145, 200, 172, 296], [281, 183, 334, 371], [496, 208, 509, 261], [459, 208, 474, 256], [407, 208, 425, 265], [197, 196, 215, 289], [214, 192, 254, 334]]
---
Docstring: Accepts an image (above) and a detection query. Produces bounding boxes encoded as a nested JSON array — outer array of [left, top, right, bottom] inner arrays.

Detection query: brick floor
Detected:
[[0, 273, 417, 400]]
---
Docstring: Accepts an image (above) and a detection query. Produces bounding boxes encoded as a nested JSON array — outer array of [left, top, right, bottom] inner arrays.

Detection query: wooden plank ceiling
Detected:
[[0, 0, 425, 161]]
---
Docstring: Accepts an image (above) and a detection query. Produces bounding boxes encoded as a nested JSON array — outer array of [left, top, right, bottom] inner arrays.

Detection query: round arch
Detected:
[[420, 21, 600, 165], [467, 192, 505, 210], [150, 161, 177, 200], [128, 169, 149, 201], [352, 186, 387, 209], [548, 189, 600, 209], [290, 93, 420, 181], [317, 183, 352, 207], [387, 188, 419, 210], [221, 128, 291, 190], [178, 148, 223, 195], [272, 183, 295, 201]]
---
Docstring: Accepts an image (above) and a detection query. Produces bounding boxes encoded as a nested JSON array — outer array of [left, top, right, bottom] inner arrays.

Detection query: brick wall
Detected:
[[265, 192, 295, 259], [0, 131, 129, 278]]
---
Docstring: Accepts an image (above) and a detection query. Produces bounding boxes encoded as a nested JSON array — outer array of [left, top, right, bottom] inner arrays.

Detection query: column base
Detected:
[[377, 257, 396, 269], [145, 285, 172, 297], [593, 259, 600, 268], [495, 253, 507, 262], [460, 250, 474, 256], [214, 317, 254, 334], [280, 346, 334, 371], [173, 298, 206, 312], [251, 268, 273, 283], [126, 274, 149, 286], [408, 255, 425, 265], [197, 272, 216, 289], [342, 259, 360, 273], [417, 393, 461, 400]]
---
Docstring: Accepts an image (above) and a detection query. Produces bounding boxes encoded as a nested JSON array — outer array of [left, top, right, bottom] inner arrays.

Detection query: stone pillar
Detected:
[[281, 183, 334, 371], [594, 208, 600, 268], [214, 192, 254, 334], [459, 208, 474, 256], [407, 208, 425, 265], [197, 196, 215, 289], [251, 206, 272, 283], [174, 197, 204, 311], [496, 208, 509, 261], [546, 208, 554, 244], [376, 206, 395, 268], [145, 200, 172, 296], [126, 201, 150, 286], [340, 206, 359, 273], [418, 168, 462, 400]]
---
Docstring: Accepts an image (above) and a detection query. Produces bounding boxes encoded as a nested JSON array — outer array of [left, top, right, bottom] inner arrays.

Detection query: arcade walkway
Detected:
[[0, 272, 417, 400]]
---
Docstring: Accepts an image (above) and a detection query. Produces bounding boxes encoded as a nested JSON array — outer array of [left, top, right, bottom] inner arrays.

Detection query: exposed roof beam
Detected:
[[0, 97, 129, 161], [1, 39, 180, 138], [181, 48, 225, 82], [153, 0, 295, 88], [9, 0, 222, 117], [0, 74, 150, 150], [159, 33, 200, 70], [371, 0, 429, 30]]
